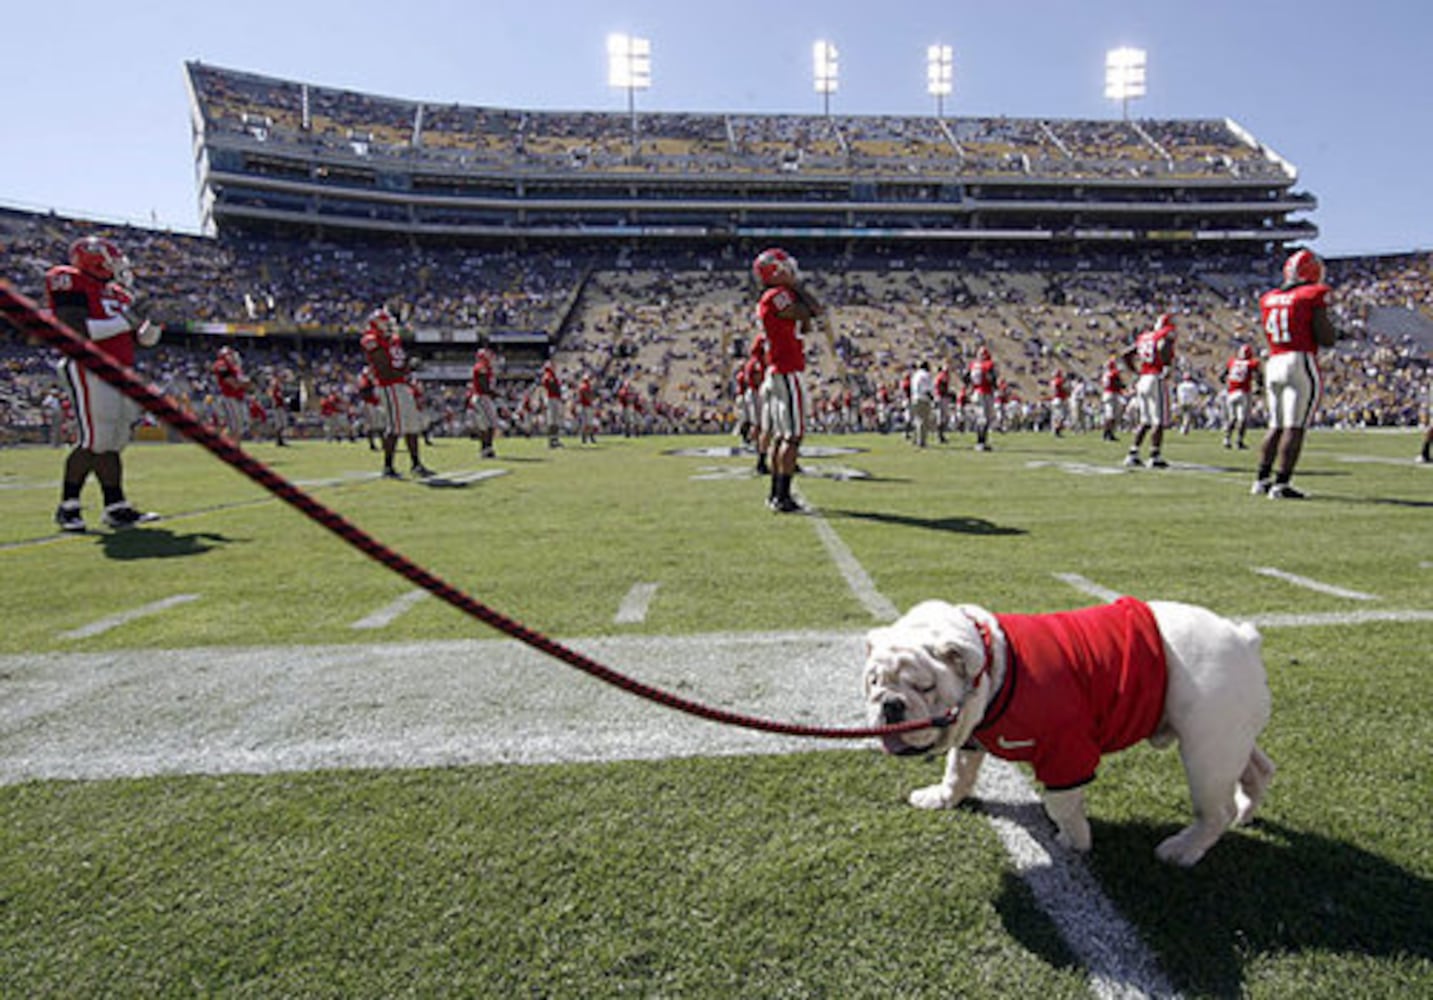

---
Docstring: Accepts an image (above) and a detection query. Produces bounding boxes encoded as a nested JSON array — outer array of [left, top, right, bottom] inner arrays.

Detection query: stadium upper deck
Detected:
[[187, 63, 1316, 251]]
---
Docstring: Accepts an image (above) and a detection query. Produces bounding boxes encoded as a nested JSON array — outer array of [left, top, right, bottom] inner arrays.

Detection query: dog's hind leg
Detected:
[[1234, 744, 1275, 826], [1156, 732, 1250, 867]]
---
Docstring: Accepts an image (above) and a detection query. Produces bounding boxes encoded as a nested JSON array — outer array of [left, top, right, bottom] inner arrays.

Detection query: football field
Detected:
[[1, 428, 1430, 997]]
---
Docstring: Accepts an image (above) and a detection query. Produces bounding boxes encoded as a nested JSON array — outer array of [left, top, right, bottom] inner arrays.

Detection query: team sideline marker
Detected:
[[60, 594, 200, 640]]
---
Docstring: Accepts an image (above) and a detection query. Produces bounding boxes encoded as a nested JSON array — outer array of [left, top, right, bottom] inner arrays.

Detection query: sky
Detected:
[[1, 0, 1429, 257]]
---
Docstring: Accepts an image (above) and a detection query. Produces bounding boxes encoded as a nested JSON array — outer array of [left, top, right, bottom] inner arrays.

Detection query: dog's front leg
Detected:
[[1042, 787, 1092, 852], [910, 747, 986, 810]]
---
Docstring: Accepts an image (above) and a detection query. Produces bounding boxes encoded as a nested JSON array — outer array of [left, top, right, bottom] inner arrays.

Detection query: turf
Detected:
[[1, 427, 1430, 997]]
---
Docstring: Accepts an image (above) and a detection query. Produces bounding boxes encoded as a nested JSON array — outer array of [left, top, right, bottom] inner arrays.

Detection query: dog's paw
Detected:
[[909, 784, 962, 810], [1155, 829, 1211, 867], [1054, 825, 1092, 853]]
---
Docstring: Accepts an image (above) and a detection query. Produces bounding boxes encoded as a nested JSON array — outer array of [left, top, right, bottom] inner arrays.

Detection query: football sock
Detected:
[[62, 481, 83, 503], [101, 485, 125, 507]]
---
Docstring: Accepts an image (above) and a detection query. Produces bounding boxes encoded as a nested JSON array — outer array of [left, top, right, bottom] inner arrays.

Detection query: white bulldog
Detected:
[[863, 596, 1274, 867]]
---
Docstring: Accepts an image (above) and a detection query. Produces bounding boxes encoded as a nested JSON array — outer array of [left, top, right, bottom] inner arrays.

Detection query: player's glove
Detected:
[[136, 319, 162, 347]]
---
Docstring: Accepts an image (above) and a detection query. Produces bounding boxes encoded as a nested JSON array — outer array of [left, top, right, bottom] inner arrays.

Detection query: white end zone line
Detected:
[[1251, 567, 1379, 602], [351, 589, 430, 630], [60, 594, 200, 640], [614, 582, 660, 625]]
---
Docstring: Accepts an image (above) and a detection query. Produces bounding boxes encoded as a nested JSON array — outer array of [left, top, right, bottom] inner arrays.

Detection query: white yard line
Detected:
[[59, 594, 200, 640], [614, 582, 660, 624], [1251, 567, 1379, 602], [798, 489, 899, 622], [977, 759, 1177, 1000], [350, 589, 430, 630], [1241, 608, 1433, 628], [1053, 572, 1124, 603]]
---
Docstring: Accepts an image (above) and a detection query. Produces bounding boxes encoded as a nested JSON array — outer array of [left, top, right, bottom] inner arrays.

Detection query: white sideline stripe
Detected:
[[798, 489, 899, 622], [1251, 567, 1379, 602], [614, 583, 659, 624], [60, 594, 200, 640], [1053, 573, 1124, 603], [977, 760, 1176, 1000], [350, 590, 429, 630]]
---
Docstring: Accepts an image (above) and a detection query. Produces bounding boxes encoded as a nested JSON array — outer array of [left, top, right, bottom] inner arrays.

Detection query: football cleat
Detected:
[[102, 502, 158, 529], [1250, 479, 1272, 496], [1123, 453, 1143, 468], [410, 464, 436, 479], [55, 501, 86, 533], [1149, 455, 1169, 469], [381, 467, 403, 480], [1268, 484, 1306, 500]]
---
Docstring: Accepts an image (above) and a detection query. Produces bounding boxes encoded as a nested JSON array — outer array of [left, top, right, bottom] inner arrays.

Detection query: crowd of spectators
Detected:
[[188, 62, 1285, 182], [3, 203, 1428, 443]]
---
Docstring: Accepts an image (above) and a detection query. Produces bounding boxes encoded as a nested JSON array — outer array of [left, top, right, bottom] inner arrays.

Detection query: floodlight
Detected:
[[813, 39, 838, 115], [607, 33, 652, 154], [1104, 46, 1147, 119], [927, 43, 954, 117]]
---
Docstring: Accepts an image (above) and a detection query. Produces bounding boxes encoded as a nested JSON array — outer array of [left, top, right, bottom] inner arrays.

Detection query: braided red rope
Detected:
[[2, 280, 955, 741]]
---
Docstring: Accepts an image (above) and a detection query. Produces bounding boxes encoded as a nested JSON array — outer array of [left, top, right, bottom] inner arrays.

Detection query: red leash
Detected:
[[2, 280, 955, 741]]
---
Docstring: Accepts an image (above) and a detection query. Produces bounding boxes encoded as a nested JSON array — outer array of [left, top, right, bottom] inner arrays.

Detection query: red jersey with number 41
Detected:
[[1260, 283, 1329, 356]]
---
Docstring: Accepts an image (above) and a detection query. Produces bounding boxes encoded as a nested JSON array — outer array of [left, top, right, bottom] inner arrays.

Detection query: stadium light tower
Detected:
[[813, 40, 839, 117], [927, 44, 954, 118], [607, 33, 651, 154], [1104, 46, 1147, 120]]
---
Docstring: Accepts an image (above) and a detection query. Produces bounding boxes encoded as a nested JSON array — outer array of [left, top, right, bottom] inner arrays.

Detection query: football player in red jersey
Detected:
[[468, 342, 501, 457], [1121, 312, 1177, 468], [212, 346, 251, 440], [752, 247, 823, 513], [965, 345, 997, 451], [540, 360, 564, 448], [360, 308, 434, 479], [1221, 343, 1262, 450], [1252, 250, 1337, 498], [355, 366, 383, 450], [933, 362, 951, 443], [1099, 357, 1126, 442], [576, 372, 597, 445], [1049, 368, 1070, 437], [46, 236, 161, 531]]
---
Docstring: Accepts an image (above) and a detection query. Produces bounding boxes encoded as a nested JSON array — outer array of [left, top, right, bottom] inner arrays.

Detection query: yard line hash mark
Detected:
[[351, 589, 429, 630], [60, 594, 200, 640], [614, 582, 660, 624], [1251, 567, 1379, 602], [1053, 573, 1124, 603]]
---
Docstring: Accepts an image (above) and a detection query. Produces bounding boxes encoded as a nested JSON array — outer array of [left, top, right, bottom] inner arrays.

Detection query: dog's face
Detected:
[[863, 601, 992, 756]]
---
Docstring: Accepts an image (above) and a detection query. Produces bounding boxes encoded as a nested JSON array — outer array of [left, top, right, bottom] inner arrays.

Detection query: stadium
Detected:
[[2, 51, 1431, 999]]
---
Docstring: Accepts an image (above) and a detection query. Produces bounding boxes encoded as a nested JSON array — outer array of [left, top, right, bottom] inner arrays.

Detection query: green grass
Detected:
[[1, 428, 1430, 997]]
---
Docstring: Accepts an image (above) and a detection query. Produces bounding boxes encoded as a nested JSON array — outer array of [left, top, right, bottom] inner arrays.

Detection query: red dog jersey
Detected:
[[974, 597, 1168, 790]]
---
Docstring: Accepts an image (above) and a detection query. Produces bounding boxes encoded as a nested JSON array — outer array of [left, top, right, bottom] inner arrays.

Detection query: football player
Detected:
[[46, 236, 161, 531], [965, 345, 997, 451], [468, 342, 501, 457], [752, 247, 822, 513], [212, 346, 250, 440], [1252, 249, 1337, 498], [360, 307, 434, 479], [1222, 343, 1262, 450], [1121, 312, 1177, 468]]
